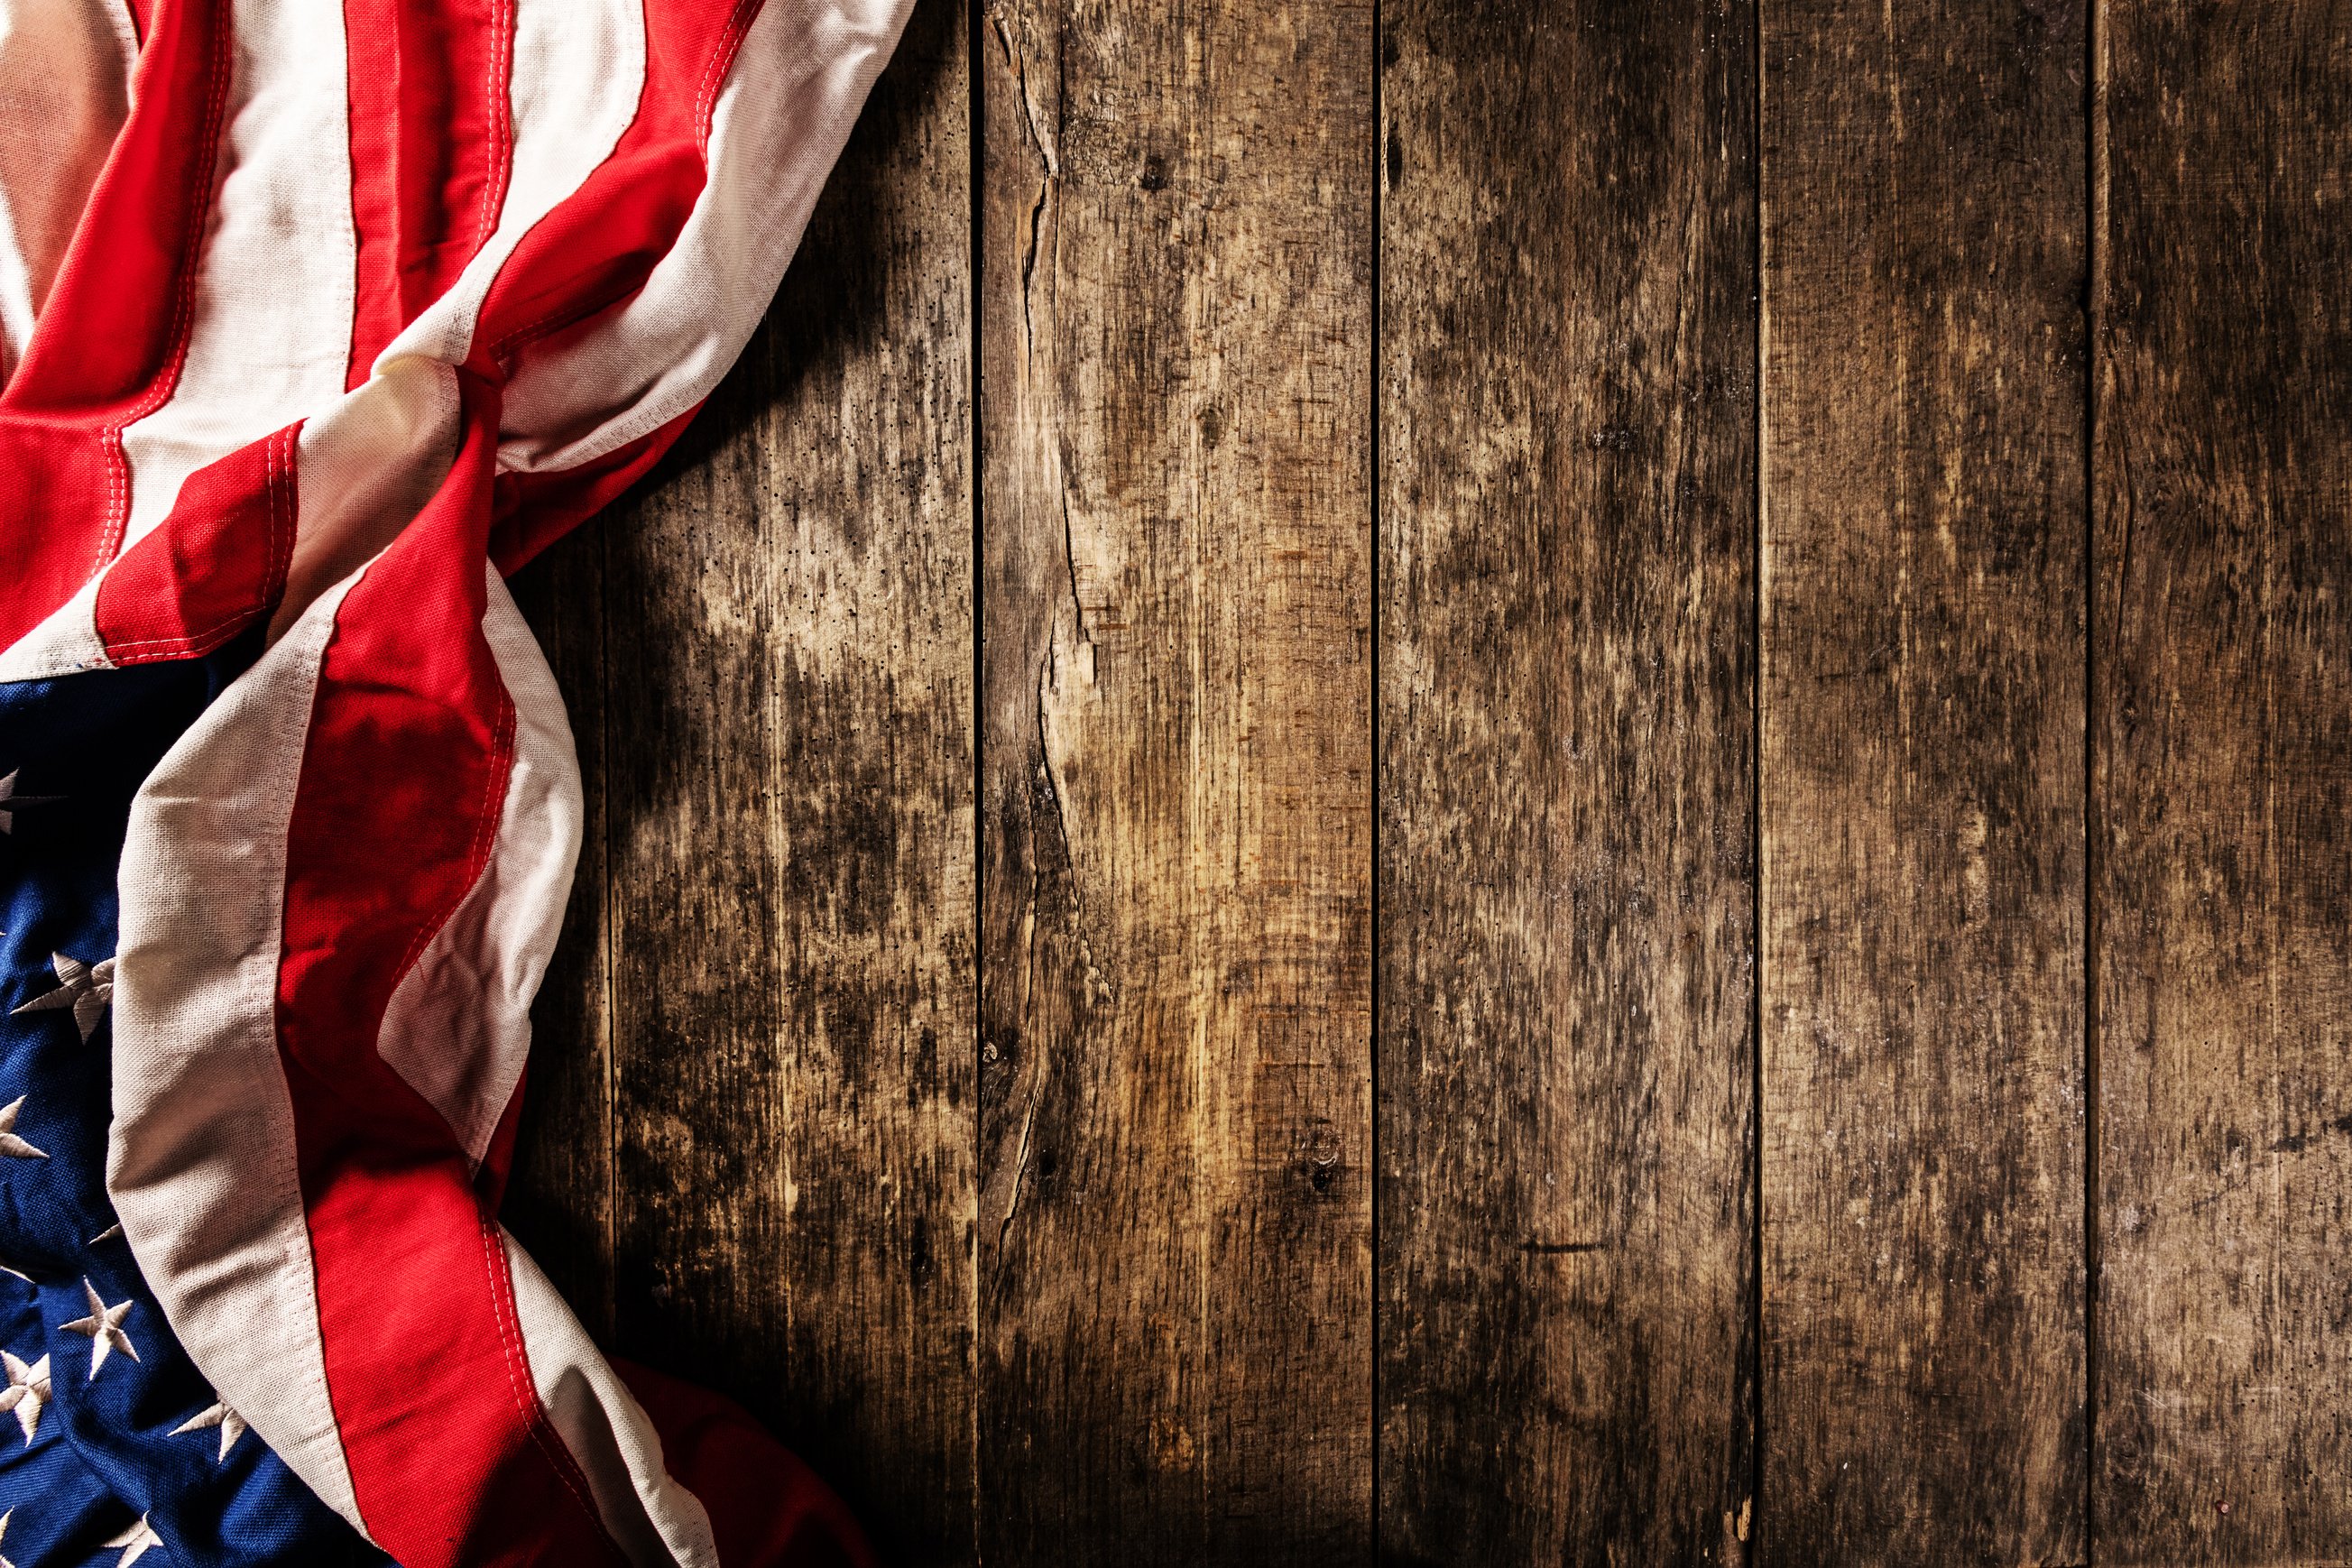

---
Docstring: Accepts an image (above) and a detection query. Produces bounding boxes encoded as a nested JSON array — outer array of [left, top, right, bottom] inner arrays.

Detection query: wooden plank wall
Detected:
[[506, 0, 2352, 1562], [973, 0, 1371, 1559], [1377, 5, 1756, 1564], [1758, 1, 2089, 1560], [511, 5, 976, 1563], [2096, 6, 2352, 1563]]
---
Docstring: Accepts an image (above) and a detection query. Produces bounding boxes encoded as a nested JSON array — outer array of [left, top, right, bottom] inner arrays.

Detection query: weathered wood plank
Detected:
[[975, 0, 1374, 1558], [1375, 2, 1757, 1563], [510, 525, 617, 1343], [1757, 1, 2089, 1559], [588, 9, 977, 1563], [2094, 5, 2352, 1560]]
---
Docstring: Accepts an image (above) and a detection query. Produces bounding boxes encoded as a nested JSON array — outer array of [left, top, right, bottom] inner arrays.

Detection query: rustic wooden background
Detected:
[[503, 0, 2352, 1563]]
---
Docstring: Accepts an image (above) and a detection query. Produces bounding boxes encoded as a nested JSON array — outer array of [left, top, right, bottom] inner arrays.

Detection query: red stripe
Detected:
[[490, 402, 702, 572], [468, 0, 759, 374], [0, 0, 233, 650], [340, 0, 406, 385], [277, 377, 623, 1566], [270, 5, 889, 1559], [5, 0, 226, 413], [0, 428, 118, 651], [0, 0, 131, 352], [342, 0, 516, 386], [95, 422, 299, 664], [464, 0, 760, 572]]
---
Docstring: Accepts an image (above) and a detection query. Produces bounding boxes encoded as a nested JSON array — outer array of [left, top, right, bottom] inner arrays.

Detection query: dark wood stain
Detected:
[[494, 2, 2352, 1561], [508, 523, 616, 1346], [1377, 1, 1757, 1564], [2096, 3, 2352, 1562], [1757, 0, 2089, 1560], [515, 6, 976, 1563], [974, 0, 1374, 1559]]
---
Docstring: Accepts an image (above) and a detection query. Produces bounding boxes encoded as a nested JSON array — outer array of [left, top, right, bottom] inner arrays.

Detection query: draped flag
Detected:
[[0, 0, 909, 1562]]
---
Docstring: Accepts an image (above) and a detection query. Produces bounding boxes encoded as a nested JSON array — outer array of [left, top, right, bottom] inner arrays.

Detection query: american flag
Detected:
[[0, 0, 907, 1563]]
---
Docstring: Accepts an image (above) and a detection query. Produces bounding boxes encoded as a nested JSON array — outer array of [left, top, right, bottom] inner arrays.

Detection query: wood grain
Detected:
[[1757, 0, 2089, 1559], [509, 523, 617, 1343], [492, 6, 2352, 1560], [975, 0, 1374, 1558], [1375, 2, 1757, 1563], [2094, 5, 2352, 1560], [521, 9, 978, 1563]]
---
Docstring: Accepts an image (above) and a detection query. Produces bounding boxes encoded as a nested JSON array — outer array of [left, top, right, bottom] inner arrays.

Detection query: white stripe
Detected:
[[0, 329, 457, 681], [97, 0, 134, 86], [499, 0, 911, 474], [0, 576, 108, 682], [375, 569, 577, 1167], [107, 558, 715, 1567], [277, 355, 463, 636], [503, 1231, 724, 1568], [263, 0, 641, 631], [375, 0, 644, 374], [107, 570, 369, 1535], [375, 575, 721, 1566], [115, 0, 355, 553], [0, 181, 32, 383]]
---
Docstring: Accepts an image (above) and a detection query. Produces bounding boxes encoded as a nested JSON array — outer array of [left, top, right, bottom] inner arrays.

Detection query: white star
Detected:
[[0, 1351, 48, 1445], [0, 1506, 15, 1568], [0, 1099, 46, 1161], [11, 952, 115, 1041], [101, 1513, 161, 1566], [0, 771, 60, 835], [171, 1399, 247, 1462], [60, 1278, 136, 1379], [88, 1222, 122, 1246]]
